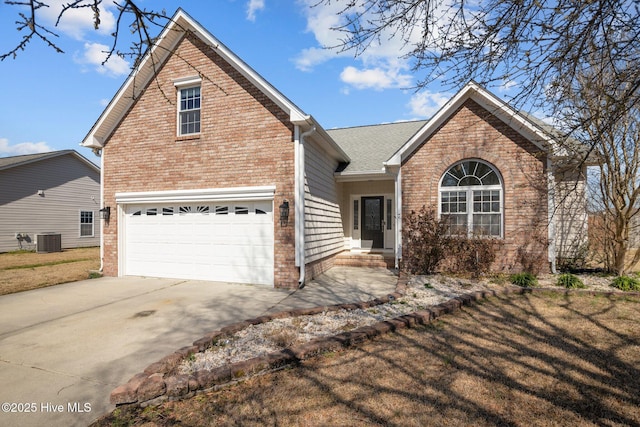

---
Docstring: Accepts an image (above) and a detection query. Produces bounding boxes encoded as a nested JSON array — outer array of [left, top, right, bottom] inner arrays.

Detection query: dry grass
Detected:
[[0, 247, 100, 295], [95, 291, 640, 426]]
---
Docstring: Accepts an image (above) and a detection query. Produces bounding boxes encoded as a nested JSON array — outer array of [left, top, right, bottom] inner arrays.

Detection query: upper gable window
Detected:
[[174, 76, 202, 137]]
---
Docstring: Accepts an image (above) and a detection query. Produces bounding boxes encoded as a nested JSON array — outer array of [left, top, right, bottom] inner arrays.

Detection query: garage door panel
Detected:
[[123, 202, 274, 285]]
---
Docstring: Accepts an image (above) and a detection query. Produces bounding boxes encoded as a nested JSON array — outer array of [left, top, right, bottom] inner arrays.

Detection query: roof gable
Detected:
[[0, 150, 99, 174], [81, 8, 313, 150], [386, 81, 562, 166]]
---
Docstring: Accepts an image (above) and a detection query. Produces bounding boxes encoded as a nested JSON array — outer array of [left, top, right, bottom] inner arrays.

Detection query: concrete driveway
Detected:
[[0, 267, 397, 427]]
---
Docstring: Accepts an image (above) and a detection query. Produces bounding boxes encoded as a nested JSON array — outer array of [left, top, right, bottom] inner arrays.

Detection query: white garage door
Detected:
[[123, 201, 274, 285]]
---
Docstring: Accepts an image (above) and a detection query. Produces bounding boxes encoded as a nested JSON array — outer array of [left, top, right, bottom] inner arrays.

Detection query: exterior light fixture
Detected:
[[279, 200, 289, 227], [99, 206, 111, 221]]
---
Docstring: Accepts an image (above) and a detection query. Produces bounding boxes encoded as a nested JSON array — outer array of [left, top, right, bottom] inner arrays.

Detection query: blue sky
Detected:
[[0, 0, 516, 161]]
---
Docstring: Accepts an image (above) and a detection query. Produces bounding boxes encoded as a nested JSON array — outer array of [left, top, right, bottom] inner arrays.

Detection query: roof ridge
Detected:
[[0, 149, 73, 161], [327, 119, 428, 132]]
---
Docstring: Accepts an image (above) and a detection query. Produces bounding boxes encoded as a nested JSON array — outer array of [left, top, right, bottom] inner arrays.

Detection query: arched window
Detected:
[[439, 160, 503, 237]]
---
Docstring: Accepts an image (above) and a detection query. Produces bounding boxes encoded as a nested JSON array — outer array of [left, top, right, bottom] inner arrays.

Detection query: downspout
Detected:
[[93, 147, 105, 273], [395, 168, 402, 270], [296, 125, 316, 287]]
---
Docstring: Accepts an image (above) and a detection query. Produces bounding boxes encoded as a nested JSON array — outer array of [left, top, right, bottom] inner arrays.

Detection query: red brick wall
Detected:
[[101, 32, 298, 287], [401, 99, 550, 273]]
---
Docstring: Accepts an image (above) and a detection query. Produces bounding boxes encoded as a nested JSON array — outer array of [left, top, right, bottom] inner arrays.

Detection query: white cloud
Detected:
[[295, 47, 340, 72], [0, 138, 53, 156], [295, 0, 424, 71], [77, 42, 130, 77], [36, 0, 117, 40], [498, 79, 517, 92], [246, 0, 265, 21], [407, 90, 452, 118], [294, 0, 353, 70], [340, 65, 412, 91]]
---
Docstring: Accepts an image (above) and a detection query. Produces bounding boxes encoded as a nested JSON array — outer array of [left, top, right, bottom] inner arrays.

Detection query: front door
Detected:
[[361, 196, 384, 248]]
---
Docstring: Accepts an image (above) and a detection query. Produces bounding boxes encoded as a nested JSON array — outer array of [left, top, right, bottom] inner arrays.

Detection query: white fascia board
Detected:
[[81, 8, 308, 149], [386, 81, 559, 166], [81, 11, 184, 149], [386, 84, 474, 166], [182, 9, 308, 124], [470, 88, 557, 154], [115, 186, 276, 204]]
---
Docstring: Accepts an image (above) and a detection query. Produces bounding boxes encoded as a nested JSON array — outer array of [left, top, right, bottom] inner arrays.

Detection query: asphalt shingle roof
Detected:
[[0, 151, 74, 171], [328, 120, 427, 174]]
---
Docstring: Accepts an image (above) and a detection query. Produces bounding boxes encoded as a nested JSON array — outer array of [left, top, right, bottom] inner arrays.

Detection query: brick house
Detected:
[[81, 9, 587, 288]]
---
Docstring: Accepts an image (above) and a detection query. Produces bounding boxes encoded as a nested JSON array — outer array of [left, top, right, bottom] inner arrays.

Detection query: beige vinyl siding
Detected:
[[554, 167, 588, 261], [0, 154, 100, 252], [304, 138, 345, 263]]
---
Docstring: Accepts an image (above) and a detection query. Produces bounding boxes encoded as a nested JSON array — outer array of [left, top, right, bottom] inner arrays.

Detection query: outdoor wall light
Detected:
[[279, 200, 289, 227], [99, 206, 111, 221]]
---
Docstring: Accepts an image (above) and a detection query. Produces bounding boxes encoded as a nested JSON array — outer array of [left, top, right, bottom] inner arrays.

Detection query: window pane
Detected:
[[482, 170, 500, 185], [235, 206, 249, 214], [80, 224, 93, 236], [386, 199, 392, 230], [459, 176, 482, 186], [179, 86, 201, 135], [442, 173, 458, 187], [353, 200, 358, 230], [80, 211, 93, 236], [443, 213, 468, 235], [473, 190, 500, 213], [473, 213, 501, 236]]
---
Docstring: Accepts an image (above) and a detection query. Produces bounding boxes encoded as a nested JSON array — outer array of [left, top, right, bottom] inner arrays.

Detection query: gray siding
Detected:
[[304, 139, 345, 263], [0, 154, 100, 252]]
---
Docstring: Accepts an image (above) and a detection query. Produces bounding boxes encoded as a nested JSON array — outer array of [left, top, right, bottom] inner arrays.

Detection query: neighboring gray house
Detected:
[[0, 150, 101, 252]]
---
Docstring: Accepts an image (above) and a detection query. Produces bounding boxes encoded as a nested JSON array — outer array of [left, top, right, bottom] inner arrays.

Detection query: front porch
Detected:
[[338, 180, 397, 251]]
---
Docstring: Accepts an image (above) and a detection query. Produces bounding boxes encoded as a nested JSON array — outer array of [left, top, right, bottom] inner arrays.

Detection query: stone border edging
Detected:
[[109, 277, 639, 407]]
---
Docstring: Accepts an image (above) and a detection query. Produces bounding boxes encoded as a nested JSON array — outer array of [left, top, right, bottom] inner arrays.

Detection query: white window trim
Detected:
[[438, 159, 504, 238], [175, 76, 202, 137], [79, 210, 95, 238]]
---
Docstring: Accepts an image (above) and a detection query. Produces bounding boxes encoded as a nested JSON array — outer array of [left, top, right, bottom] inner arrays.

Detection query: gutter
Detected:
[[296, 125, 317, 287]]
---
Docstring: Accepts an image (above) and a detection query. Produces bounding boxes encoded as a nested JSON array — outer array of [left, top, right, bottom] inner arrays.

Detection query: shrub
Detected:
[[510, 272, 538, 287], [610, 275, 640, 292], [556, 273, 585, 289], [401, 207, 450, 274], [401, 205, 502, 276], [446, 235, 502, 277]]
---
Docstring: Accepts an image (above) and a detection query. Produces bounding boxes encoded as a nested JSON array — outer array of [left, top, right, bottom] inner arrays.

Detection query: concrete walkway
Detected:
[[0, 267, 397, 427]]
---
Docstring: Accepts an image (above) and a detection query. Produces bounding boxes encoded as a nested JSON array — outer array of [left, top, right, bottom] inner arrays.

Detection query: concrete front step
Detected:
[[335, 253, 395, 268]]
